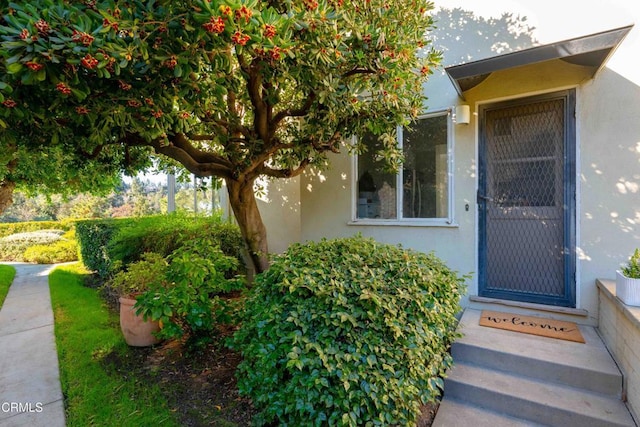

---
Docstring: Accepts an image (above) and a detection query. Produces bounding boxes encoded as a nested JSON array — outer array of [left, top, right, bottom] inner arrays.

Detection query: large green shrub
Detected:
[[76, 219, 122, 277], [134, 236, 247, 348], [76, 214, 244, 278], [232, 236, 465, 427], [108, 214, 244, 269]]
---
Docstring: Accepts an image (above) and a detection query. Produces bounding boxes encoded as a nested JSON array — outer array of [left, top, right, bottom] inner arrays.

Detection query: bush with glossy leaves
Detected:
[[232, 236, 465, 426]]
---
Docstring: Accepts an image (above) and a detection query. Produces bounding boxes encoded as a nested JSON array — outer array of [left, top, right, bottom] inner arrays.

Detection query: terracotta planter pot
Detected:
[[119, 296, 160, 347]]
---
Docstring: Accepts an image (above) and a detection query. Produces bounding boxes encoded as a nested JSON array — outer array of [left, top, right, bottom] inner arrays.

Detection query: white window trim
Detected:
[[349, 109, 456, 227]]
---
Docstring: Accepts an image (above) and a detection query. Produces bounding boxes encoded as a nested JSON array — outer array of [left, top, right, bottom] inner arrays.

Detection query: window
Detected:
[[354, 111, 452, 224]]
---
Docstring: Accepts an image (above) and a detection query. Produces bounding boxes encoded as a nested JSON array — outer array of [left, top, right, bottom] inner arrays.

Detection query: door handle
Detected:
[[477, 191, 494, 203]]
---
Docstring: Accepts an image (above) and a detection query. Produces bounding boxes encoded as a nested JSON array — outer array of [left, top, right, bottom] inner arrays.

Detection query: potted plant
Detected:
[[108, 253, 168, 346], [617, 248, 640, 307]]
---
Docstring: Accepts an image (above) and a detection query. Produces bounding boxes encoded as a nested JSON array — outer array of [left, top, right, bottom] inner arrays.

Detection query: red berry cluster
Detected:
[[152, 110, 163, 118], [75, 106, 90, 115], [56, 82, 72, 95], [72, 30, 95, 46], [235, 5, 252, 23], [304, 0, 319, 10], [165, 56, 178, 69], [2, 99, 17, 108], [270, 46, 282, 61], [264, 24, 276, 39], [231, 31, 250, 46], [118, 80, 132, 91], [34, 19, 50, 35], [202, 16, 225, 34], [127, 100, 142, 108], [25, 61, 44, 71], [102, 18, 119, 32], [80, 54, 99, 69]]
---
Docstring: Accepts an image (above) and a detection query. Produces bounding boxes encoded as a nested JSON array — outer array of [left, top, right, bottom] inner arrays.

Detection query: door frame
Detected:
[[477, 89, 577, 307]]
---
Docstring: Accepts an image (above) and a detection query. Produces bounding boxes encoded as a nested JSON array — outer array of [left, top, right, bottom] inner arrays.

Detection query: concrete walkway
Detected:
[[0, 263, 65, 427]]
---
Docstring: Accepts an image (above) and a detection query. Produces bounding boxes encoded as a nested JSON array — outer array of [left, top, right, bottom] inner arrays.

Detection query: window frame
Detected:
[[350, 109, 456, 227]]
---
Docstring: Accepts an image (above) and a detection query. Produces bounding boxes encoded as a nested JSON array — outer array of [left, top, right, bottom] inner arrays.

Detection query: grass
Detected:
[[0, 264, 16, 308], [49, 263, 178, 427]]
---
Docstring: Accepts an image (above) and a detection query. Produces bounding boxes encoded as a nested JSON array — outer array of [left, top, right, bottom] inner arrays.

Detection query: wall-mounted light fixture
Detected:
[[454, 105, 471, 125]]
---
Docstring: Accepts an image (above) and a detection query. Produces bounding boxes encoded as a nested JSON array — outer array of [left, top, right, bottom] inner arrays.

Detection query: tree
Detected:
[[0, 0, 441, 273]]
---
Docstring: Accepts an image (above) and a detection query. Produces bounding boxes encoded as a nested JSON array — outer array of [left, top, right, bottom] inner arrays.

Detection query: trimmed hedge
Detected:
[[76, 214, 245, 278], [0, 230, 64, 261], [0, 228, 79, 263], [23, 230, 79, 264], [0, 219, 75, 238], [232, 236, 466, 426], [75, 219, 122, 277]]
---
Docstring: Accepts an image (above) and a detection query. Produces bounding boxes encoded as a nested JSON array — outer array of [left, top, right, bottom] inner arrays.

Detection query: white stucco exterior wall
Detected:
[[260, 0, 640, 322]]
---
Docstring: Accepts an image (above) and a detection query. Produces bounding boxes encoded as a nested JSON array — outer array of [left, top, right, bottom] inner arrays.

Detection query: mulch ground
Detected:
[[104, 332, 257, 426], [105, 334, 439, 427], [94, 278, 439, 426]]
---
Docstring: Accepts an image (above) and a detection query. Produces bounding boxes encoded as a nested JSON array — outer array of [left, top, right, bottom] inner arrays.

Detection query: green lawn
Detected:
[[49, 263, 178, 427], [0, 264, 16, 308]]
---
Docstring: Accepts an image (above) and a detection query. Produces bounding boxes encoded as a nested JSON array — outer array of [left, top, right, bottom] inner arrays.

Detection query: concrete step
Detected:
[[452, 309, 623, 396], [433, 398, 545, 427], [433, 309, 636, 427], [443, 361, 635, 427]]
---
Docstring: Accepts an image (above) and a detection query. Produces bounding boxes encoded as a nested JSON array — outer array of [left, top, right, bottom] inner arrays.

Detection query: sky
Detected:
[[434, 0, 640, 83]]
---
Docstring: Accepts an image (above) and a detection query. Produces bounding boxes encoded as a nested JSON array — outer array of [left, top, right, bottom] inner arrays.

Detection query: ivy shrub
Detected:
[[232, 236, 465, 427]]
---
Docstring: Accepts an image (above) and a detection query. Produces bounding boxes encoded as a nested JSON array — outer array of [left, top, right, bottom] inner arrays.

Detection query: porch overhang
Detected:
[[445, 25, 633, 99]]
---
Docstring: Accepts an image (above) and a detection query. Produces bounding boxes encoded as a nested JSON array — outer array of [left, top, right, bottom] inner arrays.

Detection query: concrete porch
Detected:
[[433, 308, 636, 426]]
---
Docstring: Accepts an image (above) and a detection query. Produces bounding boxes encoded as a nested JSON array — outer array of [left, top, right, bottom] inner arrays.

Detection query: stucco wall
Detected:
[[253, 176, 301, 254], [260, 3, 640, 323]]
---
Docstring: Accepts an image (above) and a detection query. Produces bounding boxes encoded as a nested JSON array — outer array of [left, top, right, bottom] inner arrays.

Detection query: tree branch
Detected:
[[271, 92, 316, 129], [342, 67, 376, 78], [258, 158, 311, 179], [122, 132, 234, 179]]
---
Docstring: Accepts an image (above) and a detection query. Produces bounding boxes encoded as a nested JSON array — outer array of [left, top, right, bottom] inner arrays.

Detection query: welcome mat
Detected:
[[479, 310, 585, 343]]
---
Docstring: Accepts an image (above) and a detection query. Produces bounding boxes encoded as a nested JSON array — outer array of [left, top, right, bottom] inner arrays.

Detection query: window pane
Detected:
[[357, 134, 397, 219], [402, 115, 448, 218]]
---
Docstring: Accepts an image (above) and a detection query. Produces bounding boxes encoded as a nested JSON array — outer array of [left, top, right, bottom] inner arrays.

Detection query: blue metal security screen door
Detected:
[[479, 90, 576, 307]]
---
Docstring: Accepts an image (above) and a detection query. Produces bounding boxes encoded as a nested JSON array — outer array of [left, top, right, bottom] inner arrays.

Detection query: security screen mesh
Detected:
[[484, 99, 565, 296]]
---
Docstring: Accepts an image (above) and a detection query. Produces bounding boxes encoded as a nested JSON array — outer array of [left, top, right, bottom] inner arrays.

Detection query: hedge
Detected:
[[0, 230, 65, 261], [75, 219, 123, 278], [0, 219, 76, 238], [232, 236, 466, 426], [76, 214, 245, 278]]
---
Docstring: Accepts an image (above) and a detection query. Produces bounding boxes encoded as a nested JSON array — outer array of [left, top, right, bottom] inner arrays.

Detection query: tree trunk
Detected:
[[226, 177, 270, 274], [0, 180, 15, 214]]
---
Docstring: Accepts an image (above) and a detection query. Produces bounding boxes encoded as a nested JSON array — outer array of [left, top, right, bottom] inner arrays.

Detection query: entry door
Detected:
[[478, 90, 576, 307]]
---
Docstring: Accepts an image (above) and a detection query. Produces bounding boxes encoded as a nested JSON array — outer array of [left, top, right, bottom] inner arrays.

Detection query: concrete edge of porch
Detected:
[[467, 295, 590, 324], [597, 278, 640, 424]]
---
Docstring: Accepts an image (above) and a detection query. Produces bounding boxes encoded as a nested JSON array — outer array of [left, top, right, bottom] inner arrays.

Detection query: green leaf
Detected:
[[6, 62, 23, 74]]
